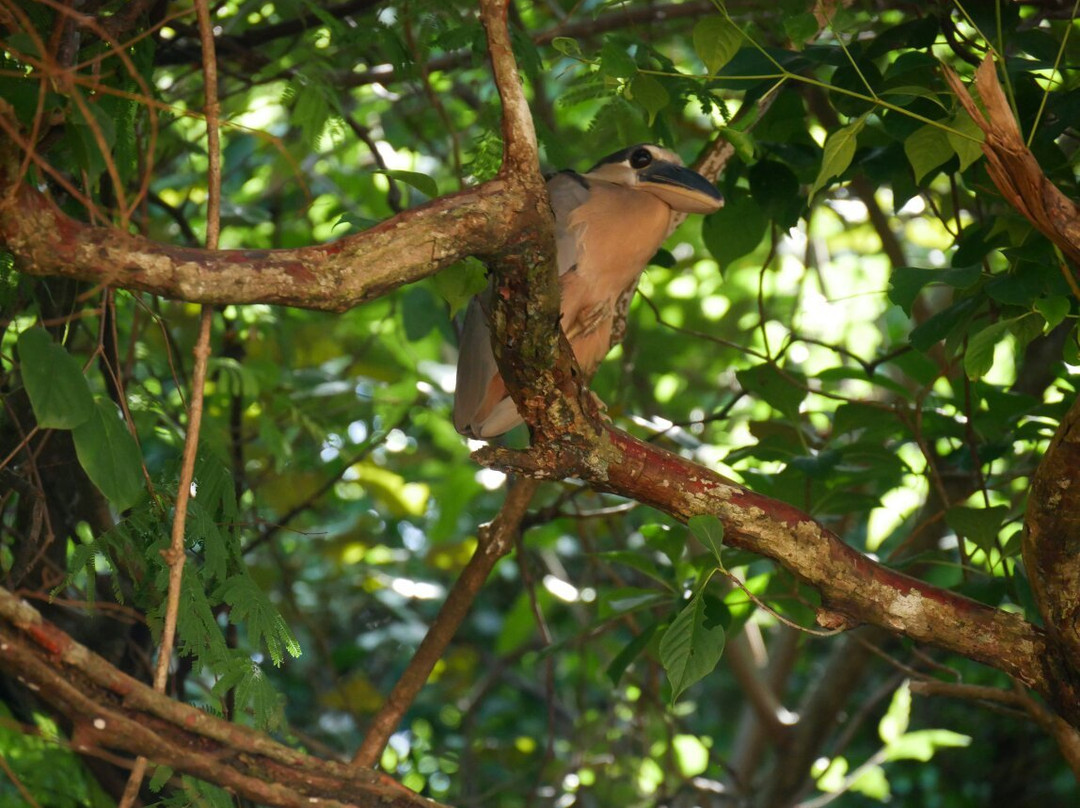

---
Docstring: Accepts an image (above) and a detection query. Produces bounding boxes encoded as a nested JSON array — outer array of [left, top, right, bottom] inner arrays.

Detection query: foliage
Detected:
[[1, 1, 1078, 807]]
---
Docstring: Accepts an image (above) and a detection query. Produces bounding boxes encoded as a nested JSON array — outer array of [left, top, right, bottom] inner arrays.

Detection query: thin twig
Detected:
[[118, 1, 221, 803]]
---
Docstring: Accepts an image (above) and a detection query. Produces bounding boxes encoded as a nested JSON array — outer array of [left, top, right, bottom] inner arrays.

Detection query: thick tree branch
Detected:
[[1024, 392, 1080, 704], [0, 589, 446, 808], [476, 419, 1076, 724], [0, 132, 513, 312]]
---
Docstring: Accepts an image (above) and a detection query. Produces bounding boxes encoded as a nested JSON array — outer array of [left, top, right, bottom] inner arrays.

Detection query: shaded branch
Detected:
[[0, 589, 446, 808], [1023, 391, 1080, 706]]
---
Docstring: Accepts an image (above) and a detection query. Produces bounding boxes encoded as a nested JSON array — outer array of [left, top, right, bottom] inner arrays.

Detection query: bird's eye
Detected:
[[629, 148, 652, 169]]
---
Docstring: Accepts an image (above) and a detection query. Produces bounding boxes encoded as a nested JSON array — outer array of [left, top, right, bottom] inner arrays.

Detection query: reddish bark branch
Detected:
[[476, 419, 1074, 724]]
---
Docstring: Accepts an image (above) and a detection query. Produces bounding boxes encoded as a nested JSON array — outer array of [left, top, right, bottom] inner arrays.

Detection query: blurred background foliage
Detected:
[[1, 0, 1079, 806]]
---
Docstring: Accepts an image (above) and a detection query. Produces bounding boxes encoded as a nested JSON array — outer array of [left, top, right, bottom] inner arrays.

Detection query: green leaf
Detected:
[[599, 587, 669, 619], [945, 505, 1010, 552], [606, 622, 660, 685], [641, 522, 686, 567], [904, 123, 953, 183], [629, 72, 669, 125], [810, 117, 865, 197], [964, 318, 1015, 379], [946, 110, 984, 172], [693, 16, 742, 74], [1034, 295, 1071, 330], [659, 593, 726, 701], [402, 285, 441, 341], [377, 169, 438, 199], [687, 514, 724, 566], [783, 12, 820, 47], [736, 363, 807, 421], [17, 328, 95, 429], [883, 728, 971, 762], [72, 399, 144, 511], [600, 41, 636, 79], [888, 264, 982, 315], [909, 297, 978, 352], [702, 193, 768, 268], [879, 680, 911, 743], [433, 258, 487, 317], [550, 36, 581, 57]]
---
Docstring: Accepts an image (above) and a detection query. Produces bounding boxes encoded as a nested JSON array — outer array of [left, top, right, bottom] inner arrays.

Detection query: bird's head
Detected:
[[583, 144, 724, 214]]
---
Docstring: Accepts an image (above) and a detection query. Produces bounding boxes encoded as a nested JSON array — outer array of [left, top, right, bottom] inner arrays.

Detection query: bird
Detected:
[[453, 143, 723, 439]]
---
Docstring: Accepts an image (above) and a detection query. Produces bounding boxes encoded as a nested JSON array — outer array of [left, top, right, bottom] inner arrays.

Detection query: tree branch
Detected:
[[1024, 391, 1080, 707], [0, 131, 514, 312], [0, 588, 446, 808], [477, 420, 1075, 724]]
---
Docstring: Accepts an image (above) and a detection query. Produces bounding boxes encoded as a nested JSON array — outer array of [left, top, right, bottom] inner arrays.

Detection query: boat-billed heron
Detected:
[[453, 143, 723, 439]]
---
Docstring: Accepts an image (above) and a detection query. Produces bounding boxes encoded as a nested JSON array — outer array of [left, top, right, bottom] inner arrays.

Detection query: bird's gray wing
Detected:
[[452, 171, 592, 438], [546, 170, 590, 276], [453, 287, 501, 436]]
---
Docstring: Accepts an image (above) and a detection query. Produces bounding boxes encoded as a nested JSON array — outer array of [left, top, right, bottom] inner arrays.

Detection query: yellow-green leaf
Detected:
[[693, 16, 742, 75], [810, 117, 865, 197], [904, 124, 953, 183]]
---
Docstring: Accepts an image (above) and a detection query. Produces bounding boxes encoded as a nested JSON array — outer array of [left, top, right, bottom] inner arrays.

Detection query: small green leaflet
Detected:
[[629, 73, 669, 125], [963, 318, 1017, 379], [945, 504, 1009, 552], [810, 117, 866, 197], [702, 193, 767, 269], [888, 264, 982, 316], [17, 327, 95, 429], [550, 36, 582, 57], [736, 363, 807, 421], [904, 124, 953, 183], [376, 169, 438, 199], [432, 258, 487, 317], [687, 514, 724, 566], [659, 592, 726, 701], [693, 16, 742, 75], [1034, 296, 1071, 331], [72, 398, 144, 512]]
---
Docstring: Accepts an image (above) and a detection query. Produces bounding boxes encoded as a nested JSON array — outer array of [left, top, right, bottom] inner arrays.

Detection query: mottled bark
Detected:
[[1024, 393, 1080, 709]]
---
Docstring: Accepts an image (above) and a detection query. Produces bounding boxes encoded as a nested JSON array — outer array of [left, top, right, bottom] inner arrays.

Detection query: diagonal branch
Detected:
[[0, 588, 447, 808], [476, 419, 1077, 725]]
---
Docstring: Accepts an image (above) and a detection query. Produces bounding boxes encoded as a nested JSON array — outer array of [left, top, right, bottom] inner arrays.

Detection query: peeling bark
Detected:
[[944, 57, 1080, 266]]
